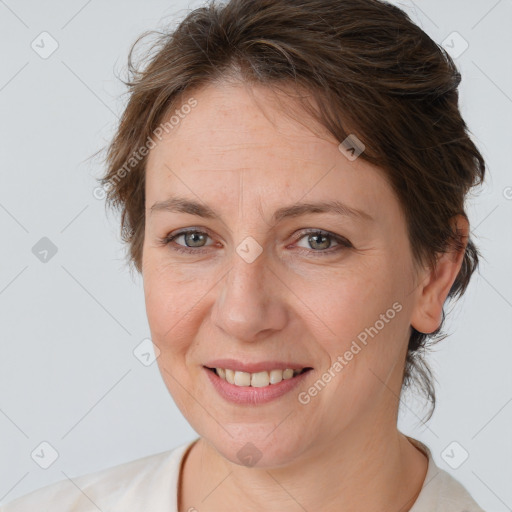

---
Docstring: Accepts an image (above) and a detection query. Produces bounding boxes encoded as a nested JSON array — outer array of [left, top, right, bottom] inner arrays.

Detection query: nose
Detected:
[[210, 247, 288, 343]]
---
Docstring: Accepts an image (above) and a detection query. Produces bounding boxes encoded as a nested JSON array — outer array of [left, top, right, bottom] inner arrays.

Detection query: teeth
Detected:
[[234, 371, 251, 386], [214, 367, 305, 387], [269, 369, 283, 384], [251, 371, 269, 387], [225, 369, 235, 384], [283, 368, 294, 380]]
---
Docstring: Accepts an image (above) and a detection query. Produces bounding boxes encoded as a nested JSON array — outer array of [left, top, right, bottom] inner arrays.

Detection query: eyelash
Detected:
[[158, 228, 352, 257]]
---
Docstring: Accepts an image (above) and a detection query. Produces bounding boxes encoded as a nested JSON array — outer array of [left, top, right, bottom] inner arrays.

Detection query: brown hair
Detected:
[[98, 0, 485, 419]]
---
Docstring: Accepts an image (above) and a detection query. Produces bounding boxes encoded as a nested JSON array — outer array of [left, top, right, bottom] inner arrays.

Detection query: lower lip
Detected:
[[204, 367, 312, 405]]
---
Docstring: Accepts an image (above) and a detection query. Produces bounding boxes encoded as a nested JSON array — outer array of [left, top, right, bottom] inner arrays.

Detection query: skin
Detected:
[[141, 80, 468, 512]]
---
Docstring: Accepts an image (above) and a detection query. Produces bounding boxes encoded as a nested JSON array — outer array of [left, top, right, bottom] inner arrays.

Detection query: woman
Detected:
[[2, 0, 487, 510]]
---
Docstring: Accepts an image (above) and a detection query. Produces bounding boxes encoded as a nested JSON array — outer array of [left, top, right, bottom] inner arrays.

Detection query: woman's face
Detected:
[[142, 81, 423, 467]]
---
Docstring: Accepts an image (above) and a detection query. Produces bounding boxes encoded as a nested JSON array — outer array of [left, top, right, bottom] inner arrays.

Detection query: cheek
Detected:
[[303, 253, 412, 374], [143, 256, 202, 355], [143, 261, 203, 411]]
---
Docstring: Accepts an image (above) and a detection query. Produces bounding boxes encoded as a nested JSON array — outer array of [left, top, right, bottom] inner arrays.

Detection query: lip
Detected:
[[204, 366, 313, 405], [203, 358, 311, 373]]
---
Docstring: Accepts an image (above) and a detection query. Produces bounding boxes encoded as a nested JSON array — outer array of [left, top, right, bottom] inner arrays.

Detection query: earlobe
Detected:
[[410, 215, 469, 334]]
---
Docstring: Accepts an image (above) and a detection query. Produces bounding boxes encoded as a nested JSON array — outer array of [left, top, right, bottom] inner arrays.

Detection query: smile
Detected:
[[204, 365, 314, 405], [206, 367, 311, 387]]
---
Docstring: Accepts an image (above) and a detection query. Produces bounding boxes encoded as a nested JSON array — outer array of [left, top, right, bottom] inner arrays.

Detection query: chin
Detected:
[[203, 426, 307, 469]]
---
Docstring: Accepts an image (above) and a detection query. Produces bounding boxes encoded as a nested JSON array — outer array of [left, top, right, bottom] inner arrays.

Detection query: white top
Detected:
[[1, 437, 485, 511]]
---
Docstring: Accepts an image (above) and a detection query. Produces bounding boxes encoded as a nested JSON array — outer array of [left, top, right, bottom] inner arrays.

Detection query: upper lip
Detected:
[[204, 358, 313, 373]]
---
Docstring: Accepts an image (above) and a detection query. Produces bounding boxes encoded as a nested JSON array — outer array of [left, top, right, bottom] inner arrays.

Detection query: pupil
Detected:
[[186, 232, 205, 247], [310, 234, 329, 250]]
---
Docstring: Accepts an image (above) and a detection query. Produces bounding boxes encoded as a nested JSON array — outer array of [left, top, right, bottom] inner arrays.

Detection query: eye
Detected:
[[293, 229, 352, 256], [160, 229, 215, 254]]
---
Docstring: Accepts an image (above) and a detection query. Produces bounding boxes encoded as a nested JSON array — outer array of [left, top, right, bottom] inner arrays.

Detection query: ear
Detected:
[[410, 215, 469, 334]]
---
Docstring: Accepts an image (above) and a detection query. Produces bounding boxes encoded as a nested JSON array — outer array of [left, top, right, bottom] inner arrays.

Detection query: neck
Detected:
[[178, 421, 428, 512]]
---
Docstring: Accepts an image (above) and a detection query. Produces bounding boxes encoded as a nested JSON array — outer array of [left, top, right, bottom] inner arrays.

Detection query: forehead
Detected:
[[144, 82, 395, 219], [150, 82, 334, 166]]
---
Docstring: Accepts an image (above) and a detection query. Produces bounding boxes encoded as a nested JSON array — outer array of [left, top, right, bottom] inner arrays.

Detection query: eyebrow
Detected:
[[149, 196, 373, 223]]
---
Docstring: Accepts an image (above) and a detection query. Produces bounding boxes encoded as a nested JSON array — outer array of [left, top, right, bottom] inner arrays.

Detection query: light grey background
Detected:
[[0, 0, 510, 509]]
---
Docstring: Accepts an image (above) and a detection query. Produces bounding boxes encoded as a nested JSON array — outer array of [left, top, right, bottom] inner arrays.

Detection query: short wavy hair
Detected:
[[98, 0, 486, 420]]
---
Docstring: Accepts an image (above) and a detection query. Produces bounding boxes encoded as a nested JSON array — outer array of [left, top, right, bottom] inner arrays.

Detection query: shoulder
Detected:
[[0, 439, 197, 512], [408, 437, 486, 512], [436, 469, 486, 511]]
